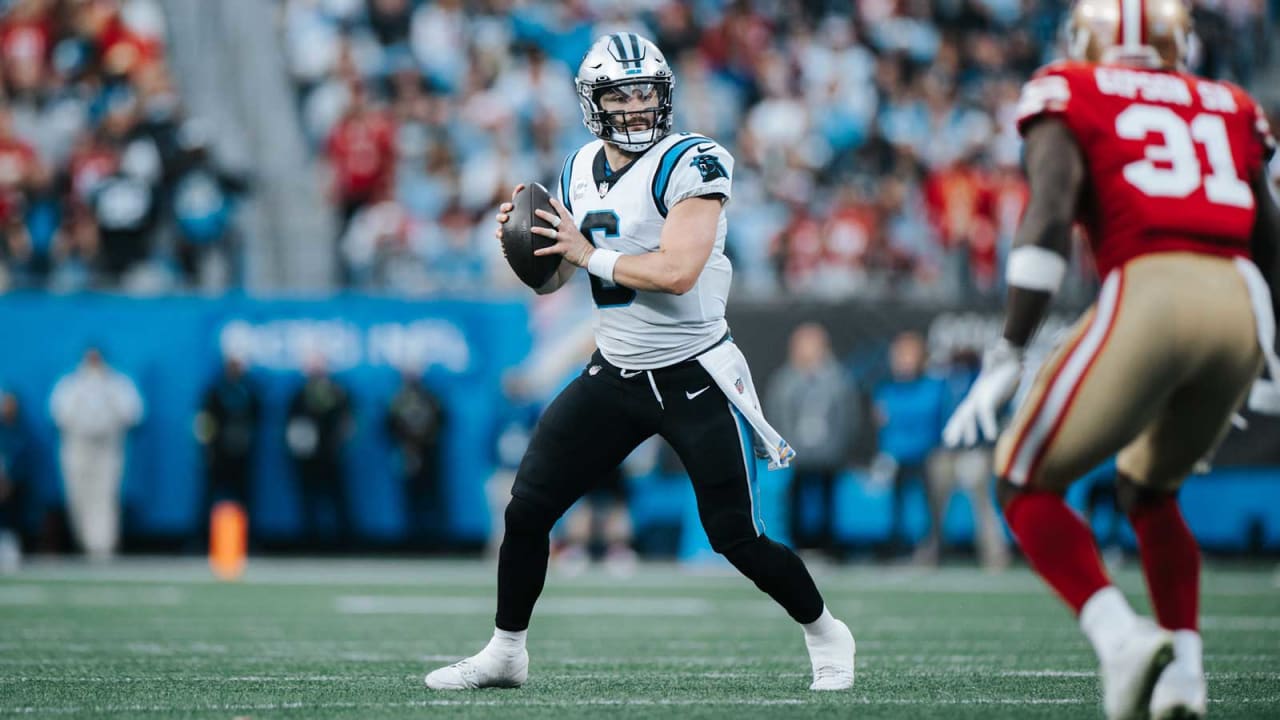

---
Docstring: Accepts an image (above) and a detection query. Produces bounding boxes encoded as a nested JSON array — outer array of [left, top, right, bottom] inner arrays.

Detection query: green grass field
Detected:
[[1, 559, 1277, 719]]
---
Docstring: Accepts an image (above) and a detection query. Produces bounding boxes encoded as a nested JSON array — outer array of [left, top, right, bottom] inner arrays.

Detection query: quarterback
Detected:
[[425, 32, 856, 692], [944, 1, 1280, 719]]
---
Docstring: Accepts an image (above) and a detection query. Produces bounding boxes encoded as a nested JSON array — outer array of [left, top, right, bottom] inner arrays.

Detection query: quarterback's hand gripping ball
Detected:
[[498, 182, 562, 289]]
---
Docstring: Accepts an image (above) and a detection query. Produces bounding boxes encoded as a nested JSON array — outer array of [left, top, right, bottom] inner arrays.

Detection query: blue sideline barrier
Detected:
[[0, 293, 530, 545]]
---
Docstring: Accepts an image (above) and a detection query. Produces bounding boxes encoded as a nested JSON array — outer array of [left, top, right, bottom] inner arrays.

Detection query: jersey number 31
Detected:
[[1117, 104, 1253, 209]]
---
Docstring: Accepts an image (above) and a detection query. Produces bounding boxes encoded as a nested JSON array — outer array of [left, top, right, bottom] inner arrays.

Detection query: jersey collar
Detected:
[[592, 142, 654, 198]]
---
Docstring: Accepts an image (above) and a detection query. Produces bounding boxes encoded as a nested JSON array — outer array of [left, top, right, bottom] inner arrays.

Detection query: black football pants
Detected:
[[496, 348, 825, 631]]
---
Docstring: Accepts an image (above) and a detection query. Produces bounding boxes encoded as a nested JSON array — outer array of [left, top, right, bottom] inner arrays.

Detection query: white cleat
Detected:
[[424, 648, 529, 690], [806, 618, 856, 691], [1150, 661, 1207, 720], [1100, 619, 1175, 720]]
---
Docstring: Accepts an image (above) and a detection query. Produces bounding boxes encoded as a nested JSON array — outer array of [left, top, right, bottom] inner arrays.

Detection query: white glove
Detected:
[[1249, 378, 1280, 416], [943, 339, 1024, 448]]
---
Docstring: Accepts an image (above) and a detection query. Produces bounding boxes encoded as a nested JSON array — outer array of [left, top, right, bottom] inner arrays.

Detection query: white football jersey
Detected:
[[558, 132, 734, 369]]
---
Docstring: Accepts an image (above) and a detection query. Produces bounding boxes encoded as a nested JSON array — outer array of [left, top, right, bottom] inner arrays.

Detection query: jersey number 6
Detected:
[[581, 210, 637, 308], [1116, 104, 1253, 209]]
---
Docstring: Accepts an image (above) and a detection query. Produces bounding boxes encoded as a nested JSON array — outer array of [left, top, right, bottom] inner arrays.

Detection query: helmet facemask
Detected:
[[578, 78, 673, 153]]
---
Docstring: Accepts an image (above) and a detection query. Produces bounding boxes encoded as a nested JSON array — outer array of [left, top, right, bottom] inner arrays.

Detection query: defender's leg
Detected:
[[1118, 260, 1262, 720], [994, 268, 1178, 720]]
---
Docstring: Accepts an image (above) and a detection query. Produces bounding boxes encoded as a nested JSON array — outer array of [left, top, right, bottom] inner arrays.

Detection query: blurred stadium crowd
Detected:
[[0, 0, 1273, 298], [0, 0, 248, 294], [282, 0, 1276, 299]]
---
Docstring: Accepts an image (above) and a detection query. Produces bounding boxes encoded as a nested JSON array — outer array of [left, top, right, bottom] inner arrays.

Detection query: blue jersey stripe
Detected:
[[730, 404, 763, 534], [651, 135, 709, 217], [559, 149, 580, 213]]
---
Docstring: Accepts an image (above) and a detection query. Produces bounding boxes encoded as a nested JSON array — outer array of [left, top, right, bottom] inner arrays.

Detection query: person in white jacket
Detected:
[[50, 347, 144, 560]]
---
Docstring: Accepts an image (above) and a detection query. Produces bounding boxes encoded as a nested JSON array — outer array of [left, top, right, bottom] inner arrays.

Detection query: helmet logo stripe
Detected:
[[1115, 0, 1124, 45], [611, 33, 628, 61], [1122, 0, 1142, 49]]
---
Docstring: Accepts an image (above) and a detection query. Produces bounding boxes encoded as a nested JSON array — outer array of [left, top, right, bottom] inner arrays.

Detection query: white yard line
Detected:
[[0, 697, 1083, 715], [7, 696, 1279, 715], [9, 558, 1278, 597], [336, 595, 713, 616], [0, 585, 184, 607], [1201, 615, 1280, 631], [14, 670, 1280, 684]]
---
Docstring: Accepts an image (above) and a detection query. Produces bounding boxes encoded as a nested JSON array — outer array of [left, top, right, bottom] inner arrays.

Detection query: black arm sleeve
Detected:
[[1002, 118, 1086, 348]]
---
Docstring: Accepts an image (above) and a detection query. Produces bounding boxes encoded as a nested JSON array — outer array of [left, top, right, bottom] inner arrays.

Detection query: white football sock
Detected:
[[802, 606, 840, 640], [1079, 586, 1138, 658], [1171, 630, 1203, 673], [486, 628, 527, 656]]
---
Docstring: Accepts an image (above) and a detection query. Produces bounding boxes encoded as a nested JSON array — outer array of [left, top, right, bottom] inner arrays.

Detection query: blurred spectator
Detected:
[[820, 185, 881, 296], [169, 120, 249, 288], [194, 354, 260, 538], [924, 158, 997, 297], [285, 356, 354, 548], [410, 0, 469, 93], [486, 372, 540, 557], [90, 92, 162, 287], [770, 202, 824, 292], [766, 323, 863, 558], [342, 197, 413, 288], [367, 0, 413, 48], [49, 346, 144, 560], [671, 48, 741, 142], [0, 107, 40, 236], [928, 348, 1010, 571], [385, 368, 446, 547], [326, 80, 396, 254], [0, 390, 27, 572], [555, 465, 636, 577], [874, 331, 949, 563]]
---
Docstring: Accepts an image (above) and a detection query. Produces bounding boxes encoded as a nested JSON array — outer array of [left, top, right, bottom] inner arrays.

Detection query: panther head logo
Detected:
[[690, 153, 728, 183]]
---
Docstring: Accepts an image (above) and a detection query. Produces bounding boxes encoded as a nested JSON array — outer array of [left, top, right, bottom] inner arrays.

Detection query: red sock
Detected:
[[1128, 495, 1199, 631], [1005, 491, 1111, 615]]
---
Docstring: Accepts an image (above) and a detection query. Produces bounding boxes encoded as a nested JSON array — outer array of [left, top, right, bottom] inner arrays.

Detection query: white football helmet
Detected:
[[575, 32, 674, 153]]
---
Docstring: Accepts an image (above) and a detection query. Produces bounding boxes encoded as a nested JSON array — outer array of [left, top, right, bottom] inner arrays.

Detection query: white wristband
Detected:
[[586, 248, 621, 283], [1006, 246, 1067, 293]]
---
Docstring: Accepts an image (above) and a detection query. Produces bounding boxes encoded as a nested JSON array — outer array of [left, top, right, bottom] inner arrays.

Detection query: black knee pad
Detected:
[[703, 509, 758, 555], [1115, 472, 1177, 515], [503, 494, 558, 537]]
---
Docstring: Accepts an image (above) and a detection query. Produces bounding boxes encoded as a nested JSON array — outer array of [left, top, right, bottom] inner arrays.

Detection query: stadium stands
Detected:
[[0, 0, 247, 293], [279, 0, 1275, 299]]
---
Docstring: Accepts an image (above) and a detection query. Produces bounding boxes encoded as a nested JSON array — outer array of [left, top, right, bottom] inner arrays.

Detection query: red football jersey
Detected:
[[326, 111, 397, 202], [1016, 61, 1276, 278]]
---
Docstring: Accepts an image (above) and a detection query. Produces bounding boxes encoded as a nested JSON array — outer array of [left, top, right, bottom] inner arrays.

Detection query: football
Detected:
[[502, 182, 562, 289]]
